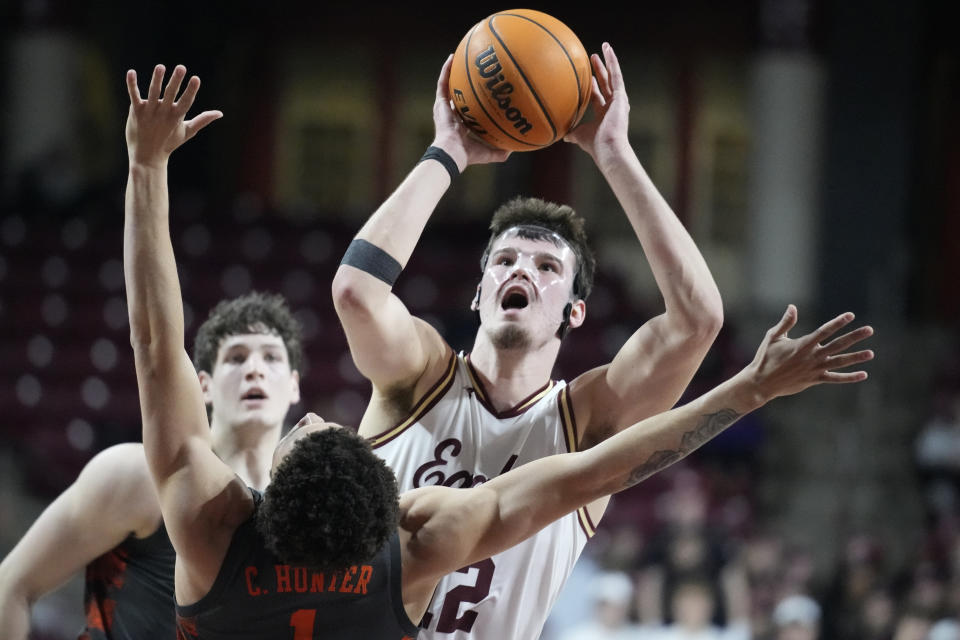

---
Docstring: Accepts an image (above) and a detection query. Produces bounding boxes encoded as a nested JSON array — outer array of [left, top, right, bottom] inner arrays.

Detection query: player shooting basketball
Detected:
[[124, 63, 872, 640], [332, 42, 725, 638]]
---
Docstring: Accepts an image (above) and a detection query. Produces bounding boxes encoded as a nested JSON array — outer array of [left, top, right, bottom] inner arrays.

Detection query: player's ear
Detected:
[[198, 370, 214, 405], [470, 283, 482, 311], [567, 299, 586, 330], [289, 370, 301, 405]]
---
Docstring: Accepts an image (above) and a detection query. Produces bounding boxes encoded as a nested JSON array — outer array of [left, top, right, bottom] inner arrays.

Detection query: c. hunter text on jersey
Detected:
[[244, 564, 375, 597]]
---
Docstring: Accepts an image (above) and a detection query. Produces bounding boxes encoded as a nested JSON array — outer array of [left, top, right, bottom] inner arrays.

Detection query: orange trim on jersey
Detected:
[[557, 386, 579, 454], [558, 388, 595, 538], [577, 505, 597, 538], [368, 353, 458, 449], [464, 353, 555, 419]]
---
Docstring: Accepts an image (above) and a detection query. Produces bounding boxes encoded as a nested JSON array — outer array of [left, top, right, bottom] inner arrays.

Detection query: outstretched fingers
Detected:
[[126, 70, 142, 105], [437, 54, 454, 102], [821, 325, 874, 355], [768, 304, 798, 340], [807, 311, 856, 346], [591, 52, 611, 99], [819, 322, 874, 383], [825, 349, 874, 371], [161, 65, 187, 105], [146, 64, 165, 102], [184, 110, 223, 140], [601, 42, 625, 95], [174, 75, 202, 116], [821, 370, 869, 384]]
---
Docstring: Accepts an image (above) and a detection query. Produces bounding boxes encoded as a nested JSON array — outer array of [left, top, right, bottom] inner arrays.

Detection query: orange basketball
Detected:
[[448, 9, 592, 152]]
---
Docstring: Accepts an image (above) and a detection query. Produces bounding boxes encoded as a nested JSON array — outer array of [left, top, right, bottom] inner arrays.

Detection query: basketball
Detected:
[[448, 9, 592, 152]]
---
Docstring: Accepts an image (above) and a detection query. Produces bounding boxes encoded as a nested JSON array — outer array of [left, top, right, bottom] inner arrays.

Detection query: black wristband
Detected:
[[420, 146, 460, 182], [340, 239, 403, 287]]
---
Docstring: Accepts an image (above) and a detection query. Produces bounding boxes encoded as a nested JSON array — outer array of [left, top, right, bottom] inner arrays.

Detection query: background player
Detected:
[[0, 290, 303, 640], [332, 43, 724, 638]]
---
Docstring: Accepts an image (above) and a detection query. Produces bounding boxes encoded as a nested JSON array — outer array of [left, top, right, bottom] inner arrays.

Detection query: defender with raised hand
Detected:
[[0, 62, 302, 640], [332, 43, 724, 638]]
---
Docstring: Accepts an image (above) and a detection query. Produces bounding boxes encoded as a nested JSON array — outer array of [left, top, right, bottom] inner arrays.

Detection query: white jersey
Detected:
[[370, 352, 596, 640]]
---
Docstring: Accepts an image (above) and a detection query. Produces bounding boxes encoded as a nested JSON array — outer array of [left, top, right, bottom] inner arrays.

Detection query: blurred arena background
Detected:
[[1, 0, 958, 637]]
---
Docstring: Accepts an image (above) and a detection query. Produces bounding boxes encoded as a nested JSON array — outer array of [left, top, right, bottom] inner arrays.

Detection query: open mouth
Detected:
[[501, 291, 529, 311], [241, 389, 267, 401]]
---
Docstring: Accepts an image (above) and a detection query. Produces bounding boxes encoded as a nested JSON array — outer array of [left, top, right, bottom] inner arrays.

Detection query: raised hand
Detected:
[[748, 305, 875, 403], [125, 64, 222, 168], [563, 42, 630, 161], [431, 54, 511, 171]]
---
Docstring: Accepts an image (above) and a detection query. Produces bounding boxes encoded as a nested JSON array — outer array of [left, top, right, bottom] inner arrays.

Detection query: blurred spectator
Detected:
[[929, 618, 960, 640], [905, 561, 947, 613], [558, 571, 645, 640], [636, 469, 749, 627], [740, 531, 784, 639], [779, 545, 818, 597], [645, 577, 750, 640], [822, 533, 887, 639], [893, 609, 934, 640], [772, 594, 821, 640], [855, 588, 897, 640], [915, 387, 960, 519]]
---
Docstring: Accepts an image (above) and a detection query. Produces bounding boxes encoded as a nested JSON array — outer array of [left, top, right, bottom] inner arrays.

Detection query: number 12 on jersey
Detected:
[[433, 559, 496, 633]]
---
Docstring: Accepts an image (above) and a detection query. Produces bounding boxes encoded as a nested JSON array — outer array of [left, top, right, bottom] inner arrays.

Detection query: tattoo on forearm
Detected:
[[679, 408, 740, 451], [623, 408, 740, 488], [624, 450, 683, 488]]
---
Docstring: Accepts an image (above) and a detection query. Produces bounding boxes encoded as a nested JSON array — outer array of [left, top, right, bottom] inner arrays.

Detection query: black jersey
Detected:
[[174, 491, 417, 640], [79, 522, 177, 639]]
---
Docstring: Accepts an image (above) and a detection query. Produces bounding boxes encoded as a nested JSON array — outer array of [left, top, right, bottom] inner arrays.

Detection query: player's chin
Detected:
[[489, 324, 532, 351], [235, 408, 282, 429]]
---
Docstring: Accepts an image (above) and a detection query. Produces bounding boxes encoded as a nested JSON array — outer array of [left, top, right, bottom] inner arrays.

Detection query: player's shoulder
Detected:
[[566, 363, 608, 393], [84, 442, 150, 475], [78, 443, 157, 502], [66, 442, 162, 535], [411, 323, 456, 383], [565, 364, 611, 414]]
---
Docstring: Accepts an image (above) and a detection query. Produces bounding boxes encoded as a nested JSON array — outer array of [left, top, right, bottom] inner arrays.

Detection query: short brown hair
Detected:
[[480, 196, 596, 300], [192, 292, 303, 374]]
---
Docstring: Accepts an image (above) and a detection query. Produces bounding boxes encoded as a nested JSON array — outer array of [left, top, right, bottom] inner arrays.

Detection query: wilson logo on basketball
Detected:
[[473, 46, 533, 136], [448, 9, 591, 152]]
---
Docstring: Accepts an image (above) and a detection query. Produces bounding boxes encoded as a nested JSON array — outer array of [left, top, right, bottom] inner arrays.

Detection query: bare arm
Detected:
[[0, 445, 159, 640], [123, 65, 248, 598], [332, 55, 509, 397], [566, 44, 724, 441], [404, 307, 872, 581]]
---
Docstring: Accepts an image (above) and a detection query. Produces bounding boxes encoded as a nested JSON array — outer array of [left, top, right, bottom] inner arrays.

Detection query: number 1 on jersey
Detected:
[[290, 609, 316, 639]]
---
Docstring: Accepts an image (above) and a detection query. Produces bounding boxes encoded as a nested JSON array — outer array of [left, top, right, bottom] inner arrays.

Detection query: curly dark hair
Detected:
[[480, 196, 596, 300], [192, 292, 303, 374], [257, 429, 400, 571]]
